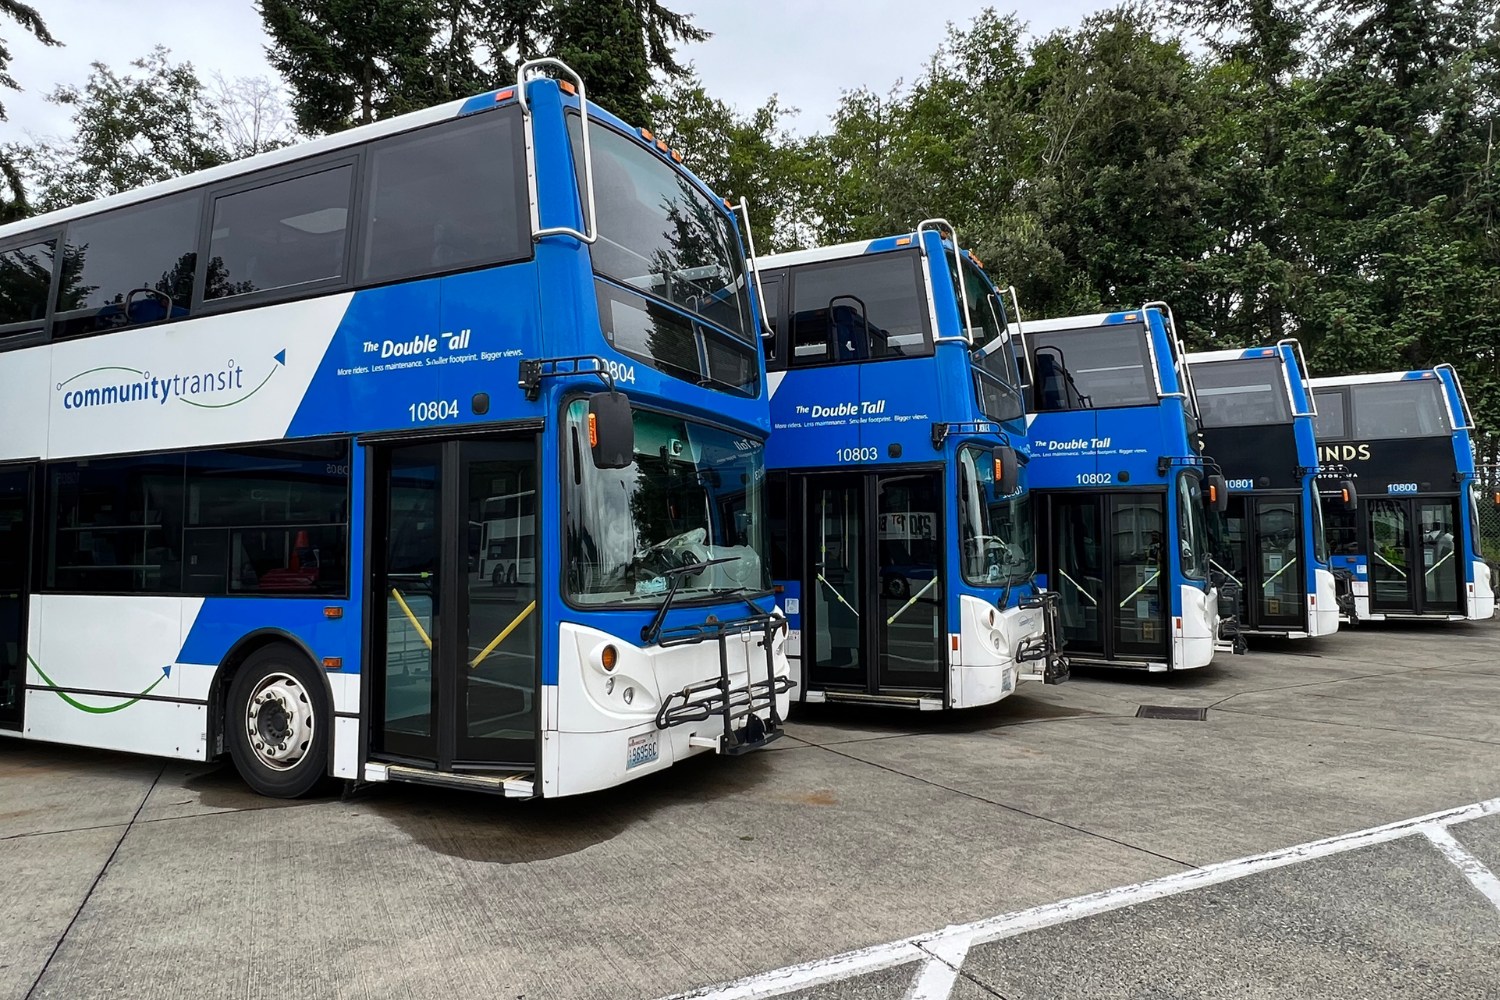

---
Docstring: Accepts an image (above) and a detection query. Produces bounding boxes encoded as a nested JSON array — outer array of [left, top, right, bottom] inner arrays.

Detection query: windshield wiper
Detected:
[[640, 556, 741, 645]]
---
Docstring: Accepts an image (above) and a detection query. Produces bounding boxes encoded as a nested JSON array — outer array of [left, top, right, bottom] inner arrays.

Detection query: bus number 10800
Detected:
[[410, 399, 460, 423], [1075, 473, 1112, 485]]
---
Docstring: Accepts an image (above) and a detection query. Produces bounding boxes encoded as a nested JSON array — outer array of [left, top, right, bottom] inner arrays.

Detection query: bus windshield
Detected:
[[1349, 380, 1451, 438], [572, 118, 752, 343], [950, 257, 1024, 421], [1026, 323, 1155, 411], [957, 447, 1034, 585], [563, 400, 769, 606], [1194, 358, 1291, 427]]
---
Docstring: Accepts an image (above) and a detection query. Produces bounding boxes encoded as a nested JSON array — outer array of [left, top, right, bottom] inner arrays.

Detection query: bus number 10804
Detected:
[[410, 399, 460, 423], [1075, 473, 1113, 485]]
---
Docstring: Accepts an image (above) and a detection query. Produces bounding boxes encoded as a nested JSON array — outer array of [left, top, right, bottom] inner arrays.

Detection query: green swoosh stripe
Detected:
[[177, 365, 278, 409], [26, 654, 168, 714], [57, 365, 146, 388]]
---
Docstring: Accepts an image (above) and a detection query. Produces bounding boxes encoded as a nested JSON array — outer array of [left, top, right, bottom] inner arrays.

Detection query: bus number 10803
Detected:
[[1075, 473, 1113, 485], [836, 447, 880, 463], [410, 399, 460, 423]]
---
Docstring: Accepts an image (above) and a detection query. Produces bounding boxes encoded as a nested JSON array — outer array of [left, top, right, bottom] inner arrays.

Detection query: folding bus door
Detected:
[[370, 436, 539, 773]]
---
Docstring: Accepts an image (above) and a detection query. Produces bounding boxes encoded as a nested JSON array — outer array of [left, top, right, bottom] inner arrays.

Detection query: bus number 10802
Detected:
[[410, 399, 460, 423], [1075, 473, 1113, 485]]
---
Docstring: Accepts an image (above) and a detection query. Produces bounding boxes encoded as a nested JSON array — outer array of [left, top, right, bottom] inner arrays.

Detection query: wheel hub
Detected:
[[245, 673, 315, 771]]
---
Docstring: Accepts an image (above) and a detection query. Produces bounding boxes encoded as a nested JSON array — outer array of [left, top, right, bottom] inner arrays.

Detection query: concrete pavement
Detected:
[[1, 619, 1496, 999]]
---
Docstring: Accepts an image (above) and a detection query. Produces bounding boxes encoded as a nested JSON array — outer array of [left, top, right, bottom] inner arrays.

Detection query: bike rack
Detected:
[[655, 612, 796, 755]]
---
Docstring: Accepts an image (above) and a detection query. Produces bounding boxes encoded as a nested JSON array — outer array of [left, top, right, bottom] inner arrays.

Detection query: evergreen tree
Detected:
[[259, 0, 441, 134], [0, 0, 59, 221]]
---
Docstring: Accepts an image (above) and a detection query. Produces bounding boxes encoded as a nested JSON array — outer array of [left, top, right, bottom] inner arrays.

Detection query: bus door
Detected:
[[1050, 493, 1169, 663], [1216, 495, 1304, 630], [369, 436, 539, 773], [0, 465, 32, 732], [1369, 497, 1462, 615], [804, 470, 946, 697]]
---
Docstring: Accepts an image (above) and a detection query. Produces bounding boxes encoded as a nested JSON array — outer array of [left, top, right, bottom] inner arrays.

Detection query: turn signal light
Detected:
[[1343, 488, 1352, 504], [324, 606, 343, 619], [1207, 483, 1220, 504], [322, 657, 342, 669], [588, 412, 598, 447], [601, 645, 618, 671]]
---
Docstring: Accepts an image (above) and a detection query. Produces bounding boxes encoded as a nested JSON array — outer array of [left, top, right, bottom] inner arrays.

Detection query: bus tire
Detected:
[[225, 646, 330, 799], [492, 565, 503, 587]]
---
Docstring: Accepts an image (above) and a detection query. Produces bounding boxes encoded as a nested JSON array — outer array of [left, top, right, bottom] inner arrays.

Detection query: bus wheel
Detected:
[[226, 647, 329, 798], [507, 564, 517, 585], [492, 565, 503, 588]]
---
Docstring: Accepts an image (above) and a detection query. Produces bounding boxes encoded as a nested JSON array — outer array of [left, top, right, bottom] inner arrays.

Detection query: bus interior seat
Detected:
[[1034, 351, 1071, 410]]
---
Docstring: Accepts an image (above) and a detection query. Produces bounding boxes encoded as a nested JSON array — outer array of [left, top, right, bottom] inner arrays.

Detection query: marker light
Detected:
[[588, 412, 598, 447], [895, 237, 912, 246], [322, 657, 342, 669], [495, 89, 514, 102], [558, 80, 577, 95], [1207, 483, 1219, 504], [671, 149, 683, 163], [640, 127, 654, 141], [1343, 488, 1352, 504], [324, 606, 343, 619], [601, 644, 618, 671]]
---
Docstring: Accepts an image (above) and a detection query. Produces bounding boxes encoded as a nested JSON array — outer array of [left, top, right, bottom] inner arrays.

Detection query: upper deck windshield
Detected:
[[1025, 322, 1155, 411], [571, 118, 753, 344], [786, 251, 931, 363], [1194, 358, 1292, 427], [563, 400, 769, 607], [948, 255, 1024, 422], [1315, 380, 1451, 441]]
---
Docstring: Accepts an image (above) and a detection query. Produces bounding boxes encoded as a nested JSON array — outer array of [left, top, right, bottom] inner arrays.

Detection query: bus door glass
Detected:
[[1053, 496, 1105, 656], [0, 466, 31, 732], [373, 437, 538, 769], [805, 471, 945, 695], [1254, 498, 1303, 627], [1418, 499, 1461, 612], [1112, 496, 1168, 657], [1369, 499, 1415, 612], [1211, 495, 1251, 622]]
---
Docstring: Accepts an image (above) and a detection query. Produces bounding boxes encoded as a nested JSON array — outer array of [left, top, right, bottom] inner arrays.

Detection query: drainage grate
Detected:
[[1136, 705, 1208, 721]]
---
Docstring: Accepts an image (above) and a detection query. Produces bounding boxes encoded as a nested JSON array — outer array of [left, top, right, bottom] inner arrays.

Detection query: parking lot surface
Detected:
[[2, 620, 1497, 999]]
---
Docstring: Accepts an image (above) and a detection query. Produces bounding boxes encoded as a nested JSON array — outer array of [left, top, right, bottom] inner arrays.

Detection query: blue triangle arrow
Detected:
[[161, 665, 172, 678], [274, 349, 286, 366]]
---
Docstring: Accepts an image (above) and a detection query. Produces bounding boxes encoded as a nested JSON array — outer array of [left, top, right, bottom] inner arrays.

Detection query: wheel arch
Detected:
[[206, 628, 338, 775]]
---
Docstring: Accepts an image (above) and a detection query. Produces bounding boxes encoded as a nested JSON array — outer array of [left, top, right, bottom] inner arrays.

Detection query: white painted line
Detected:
[[660, 796, 1500, 1000], [1422, 824, 1500, 913], [904, 938, 970, 1000]]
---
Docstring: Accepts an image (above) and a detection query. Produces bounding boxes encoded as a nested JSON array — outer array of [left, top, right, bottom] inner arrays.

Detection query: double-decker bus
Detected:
[[478, 489, 536, 587], [1022, 305, 1234, 671], [1188, 342, 1339, 639], [755, 222, 1065, 710], [1310, 367, 1495, 622], [0, 59, 792, 800]]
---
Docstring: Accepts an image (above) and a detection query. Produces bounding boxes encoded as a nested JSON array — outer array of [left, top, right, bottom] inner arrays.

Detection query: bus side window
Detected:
[[759, 273, 783, 369], [0, 237, 58, 339]]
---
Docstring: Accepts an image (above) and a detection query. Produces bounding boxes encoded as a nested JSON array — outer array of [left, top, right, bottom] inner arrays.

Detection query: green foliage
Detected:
[[0, 0, 59, 219], [10, 48, 228, 213]]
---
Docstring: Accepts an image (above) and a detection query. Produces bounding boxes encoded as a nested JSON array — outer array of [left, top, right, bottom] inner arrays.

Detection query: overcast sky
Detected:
[[2, 0, 1109, 140]]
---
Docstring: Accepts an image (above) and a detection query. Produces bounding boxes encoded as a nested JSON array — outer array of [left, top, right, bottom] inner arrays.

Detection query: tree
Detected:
[[259, 0, 441, 134], [8, 49, 298, 214], [0, 0, 59, 219], [11, 48, 227, 212]]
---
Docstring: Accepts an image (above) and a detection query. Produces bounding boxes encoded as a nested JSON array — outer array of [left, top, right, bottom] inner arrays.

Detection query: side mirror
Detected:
[[588, 391, 635, 469], [1339, 479, 1358, 511], [1206, 474, 1229, 512], [994, 446, 1019, 497]]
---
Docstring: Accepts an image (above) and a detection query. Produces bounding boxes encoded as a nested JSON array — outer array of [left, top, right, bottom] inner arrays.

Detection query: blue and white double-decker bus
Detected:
[[0, 60, 792, 799], [1188, 342, 1339, 639], [1022, 305, 1233, 671], [754, 222, 1065, 710], [1310, 367, 1495, 622]]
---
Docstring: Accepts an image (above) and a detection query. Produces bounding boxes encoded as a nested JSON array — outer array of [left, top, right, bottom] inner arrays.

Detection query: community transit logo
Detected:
[[56, 350, 286, 412]]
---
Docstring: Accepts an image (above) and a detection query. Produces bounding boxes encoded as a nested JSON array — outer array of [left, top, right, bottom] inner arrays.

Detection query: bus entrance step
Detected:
[[376, 763, 535, 799], [820, 691, 944, 711]]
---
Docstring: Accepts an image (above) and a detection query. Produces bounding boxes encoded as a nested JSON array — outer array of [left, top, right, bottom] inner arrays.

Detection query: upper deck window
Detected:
[[789, 252, 931, 365], [54, 194, 200, 338], [360, 110, 528, 284], [1313, 389, 1347, 439], [573, 119, 752, 343], [1026, 322, 1154, 411], [1350, 380, 1451, 439], [206, 164, 354, 300], [0, 238, 56, 335], [1193, 358, 1291, 427]]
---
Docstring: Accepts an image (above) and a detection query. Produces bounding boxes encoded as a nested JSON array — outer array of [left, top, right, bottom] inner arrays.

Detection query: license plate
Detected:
[[626, 731, 659, 770]]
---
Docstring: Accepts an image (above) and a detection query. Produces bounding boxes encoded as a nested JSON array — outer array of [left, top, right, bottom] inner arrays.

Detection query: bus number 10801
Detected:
[[410, 399, 460, 423], [1075, 473, 1113, 485]]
